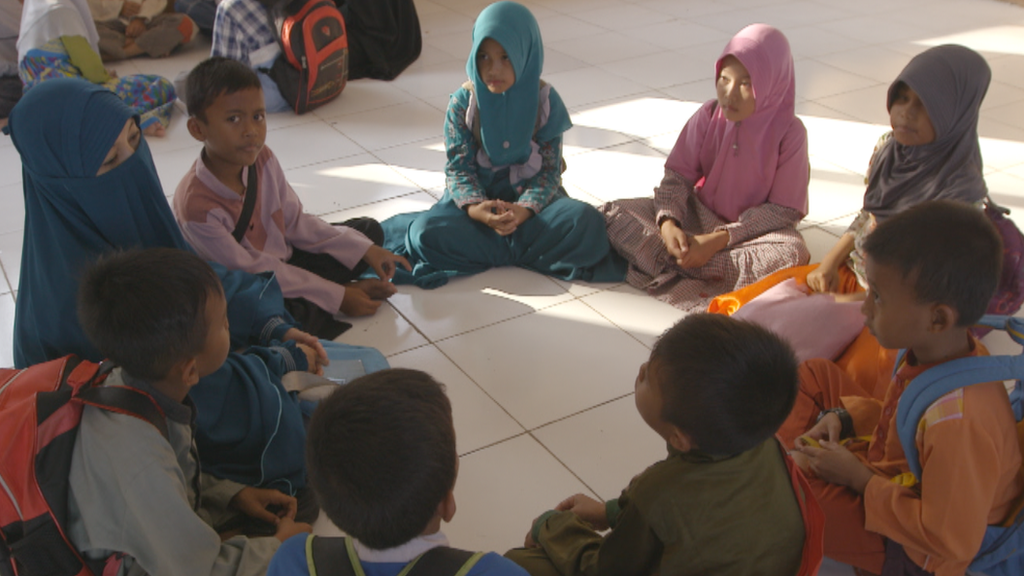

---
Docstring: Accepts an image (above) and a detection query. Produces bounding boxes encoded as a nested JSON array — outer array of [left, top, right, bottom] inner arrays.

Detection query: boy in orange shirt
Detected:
[[782, 200, 1023, 575]]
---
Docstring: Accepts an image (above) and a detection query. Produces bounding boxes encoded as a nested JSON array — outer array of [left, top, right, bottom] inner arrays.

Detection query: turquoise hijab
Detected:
[[467, 1, 569, 166]]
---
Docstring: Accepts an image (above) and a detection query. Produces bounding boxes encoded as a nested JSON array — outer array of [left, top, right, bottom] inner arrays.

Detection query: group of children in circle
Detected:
[[4, 0, 1017, 574]]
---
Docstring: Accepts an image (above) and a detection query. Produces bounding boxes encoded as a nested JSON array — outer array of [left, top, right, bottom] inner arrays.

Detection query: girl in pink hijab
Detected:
[[601, 23, 809, 311]]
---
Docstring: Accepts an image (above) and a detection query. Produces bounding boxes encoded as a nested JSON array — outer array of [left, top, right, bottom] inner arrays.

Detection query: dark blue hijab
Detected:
[[8, 78, 293, 366], [8, 79, 307, 491], [8, 79, 194, 367]]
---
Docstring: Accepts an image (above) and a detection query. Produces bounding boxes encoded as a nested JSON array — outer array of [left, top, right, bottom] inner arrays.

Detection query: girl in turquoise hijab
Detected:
[[5, 77, 322, 494], [381, 1, 624, 288]]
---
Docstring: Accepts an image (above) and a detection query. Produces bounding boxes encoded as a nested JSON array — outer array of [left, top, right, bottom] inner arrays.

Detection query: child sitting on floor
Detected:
[[806, 44, 990, 299], [85, 0, 194, 61], [268, 368, 529, 576], [600, 23, 810, 312], [380, 1, 619, 289], [782, 200, 1023, 576], [69, 247, 312, 576], [174, 56, 409, 340], [505, 313, 821, 576], [17, 0, 177, 135]]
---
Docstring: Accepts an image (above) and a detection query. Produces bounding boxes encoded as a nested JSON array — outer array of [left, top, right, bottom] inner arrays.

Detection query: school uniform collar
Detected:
[[116, 368, 195, 425], [194, 146, 270, 202], [350, 531, 449, 563], [669, 444, 740, 464]]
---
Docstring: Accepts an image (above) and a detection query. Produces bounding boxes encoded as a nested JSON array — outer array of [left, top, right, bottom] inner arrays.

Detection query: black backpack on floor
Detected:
[[334, 0, 420, 80]]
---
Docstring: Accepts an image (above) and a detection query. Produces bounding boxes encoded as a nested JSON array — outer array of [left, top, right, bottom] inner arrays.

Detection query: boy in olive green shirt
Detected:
[[506, 314, 812, 576]]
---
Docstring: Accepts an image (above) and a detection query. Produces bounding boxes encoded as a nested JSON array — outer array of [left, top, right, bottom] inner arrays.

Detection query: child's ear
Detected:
[[180, 357, 201, 387], [929, 303, 959, 333], [186, 116, 206, 143], [666, 426, 695, 453], [438, 490, 456, 523]]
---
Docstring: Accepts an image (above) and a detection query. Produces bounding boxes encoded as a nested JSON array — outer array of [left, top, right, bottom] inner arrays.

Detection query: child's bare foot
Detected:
[[123, 39, 145, 58], [0, 118, 7, 131], [142, 123, 166, 138]]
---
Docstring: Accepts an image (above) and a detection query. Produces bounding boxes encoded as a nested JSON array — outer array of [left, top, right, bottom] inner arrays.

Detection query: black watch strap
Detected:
[[817, 407, 854, 440]]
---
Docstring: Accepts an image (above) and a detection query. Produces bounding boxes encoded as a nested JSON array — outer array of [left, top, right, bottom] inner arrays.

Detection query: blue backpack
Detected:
[[895, 315, 1024, 576]]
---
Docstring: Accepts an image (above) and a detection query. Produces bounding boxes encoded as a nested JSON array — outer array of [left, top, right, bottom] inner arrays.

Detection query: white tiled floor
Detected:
[[3, 0, 1024, 572]]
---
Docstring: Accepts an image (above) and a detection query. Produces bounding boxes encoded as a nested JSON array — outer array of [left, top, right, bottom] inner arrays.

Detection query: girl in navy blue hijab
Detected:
[[5, 77, 319, 493]]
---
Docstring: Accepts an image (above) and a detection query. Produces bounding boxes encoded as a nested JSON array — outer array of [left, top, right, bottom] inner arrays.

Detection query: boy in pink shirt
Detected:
[[174, 57, 409, 339]]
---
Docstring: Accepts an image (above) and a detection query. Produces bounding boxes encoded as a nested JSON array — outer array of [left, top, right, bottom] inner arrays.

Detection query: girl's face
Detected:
[[477, 38, 515, 94], [96, 118, 141, 176], [717, 55, 756, 122], [890, 83, 936, 146]]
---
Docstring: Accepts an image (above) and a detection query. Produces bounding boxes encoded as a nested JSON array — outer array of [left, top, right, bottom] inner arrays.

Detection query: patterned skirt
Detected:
[[601, 191, 810, 312], [19, 39, 175, 130]]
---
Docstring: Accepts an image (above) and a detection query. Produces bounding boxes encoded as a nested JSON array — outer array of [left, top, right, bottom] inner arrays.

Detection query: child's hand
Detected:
[[297, 343, 323, 375], [120, 1, 141, 17], [523, 527, 540, 548], [795, 440, 875, 493], [274, 517, 312, 542], [362, 245, 411, 282], [339, 279, 396, 317], [659, 219, 688, 264], [467, 200, 518, 235], [676, 231, 728, 269], [807, 266, 840, 293], [798, 411, 842, 446], [283, 328, 328, 366], [125, 18, 146, 38], [555, 493, 609, 530], [494, 201, 533, 236], [230, 487, 298, 524]]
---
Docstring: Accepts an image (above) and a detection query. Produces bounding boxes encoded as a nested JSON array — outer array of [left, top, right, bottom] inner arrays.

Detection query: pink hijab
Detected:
[[665, 24, 808, 223]]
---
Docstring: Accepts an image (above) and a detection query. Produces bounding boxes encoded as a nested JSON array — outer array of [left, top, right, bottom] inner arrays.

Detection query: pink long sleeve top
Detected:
[[173, 146, 373, 313]]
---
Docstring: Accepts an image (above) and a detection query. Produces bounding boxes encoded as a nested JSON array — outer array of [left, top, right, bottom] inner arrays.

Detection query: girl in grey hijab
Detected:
[[807, 44, 990, 294]]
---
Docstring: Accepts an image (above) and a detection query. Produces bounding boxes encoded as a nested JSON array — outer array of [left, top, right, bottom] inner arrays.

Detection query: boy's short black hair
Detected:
[[77, 248, 222, 381], [863, 200, 1002, 326], [185, 56, 262, 122], [651, 313, 798, 456], [306, 369, 457, 550]]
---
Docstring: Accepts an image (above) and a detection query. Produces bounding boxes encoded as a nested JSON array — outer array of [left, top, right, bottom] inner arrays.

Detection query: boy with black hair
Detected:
[[68, 247, 312, 576], [174, 56, 409, 340], [268, 368, 529, 576], [783, 200, 1023, 575], [506, 313, 812, 576]]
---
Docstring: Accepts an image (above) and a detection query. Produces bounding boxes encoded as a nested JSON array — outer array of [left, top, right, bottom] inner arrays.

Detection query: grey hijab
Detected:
[[863, 44, 990, 219]]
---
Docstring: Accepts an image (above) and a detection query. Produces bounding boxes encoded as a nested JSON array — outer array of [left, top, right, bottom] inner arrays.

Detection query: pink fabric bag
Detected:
[[732, 278, 864, 362]]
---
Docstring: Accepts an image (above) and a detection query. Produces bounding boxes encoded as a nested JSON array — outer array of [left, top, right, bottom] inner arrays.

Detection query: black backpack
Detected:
[[334, 0, 420, 80], [263, 0, 349, 114]]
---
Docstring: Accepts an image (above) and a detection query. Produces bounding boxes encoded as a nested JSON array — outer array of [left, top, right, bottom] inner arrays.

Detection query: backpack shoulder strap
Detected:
[[309, 536, 361, 576], [232, 164, 259, 243], [405, 547, 484, 576], [76, 381, 170, 441], [896, 315, 1024, 480]]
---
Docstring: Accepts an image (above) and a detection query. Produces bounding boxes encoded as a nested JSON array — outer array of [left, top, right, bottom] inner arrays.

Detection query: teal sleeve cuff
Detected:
[[531, 510, 560, 543], [605, 498, 622, 529]]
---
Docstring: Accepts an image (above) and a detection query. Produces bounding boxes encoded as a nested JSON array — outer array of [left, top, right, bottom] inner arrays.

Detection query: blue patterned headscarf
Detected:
[[467, 1, 568, 165], [7, 78, 191, 367]]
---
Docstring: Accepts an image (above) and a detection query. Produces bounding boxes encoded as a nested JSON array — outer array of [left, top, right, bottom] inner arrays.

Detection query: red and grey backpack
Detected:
[[0, 356, 167, 576], [265, 0, 349, 114]]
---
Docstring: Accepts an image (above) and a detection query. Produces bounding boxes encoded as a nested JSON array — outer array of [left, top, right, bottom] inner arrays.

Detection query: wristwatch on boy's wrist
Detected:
[[817, 407, 854, 440]]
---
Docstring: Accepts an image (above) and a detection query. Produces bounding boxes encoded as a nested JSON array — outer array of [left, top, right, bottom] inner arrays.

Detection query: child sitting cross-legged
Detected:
[[268, 368, 529, 576], [781, 200, 1024, 575], [68, 247, 312, 576], [505, 313, 821, 576], [174, 56, 409, 340]]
